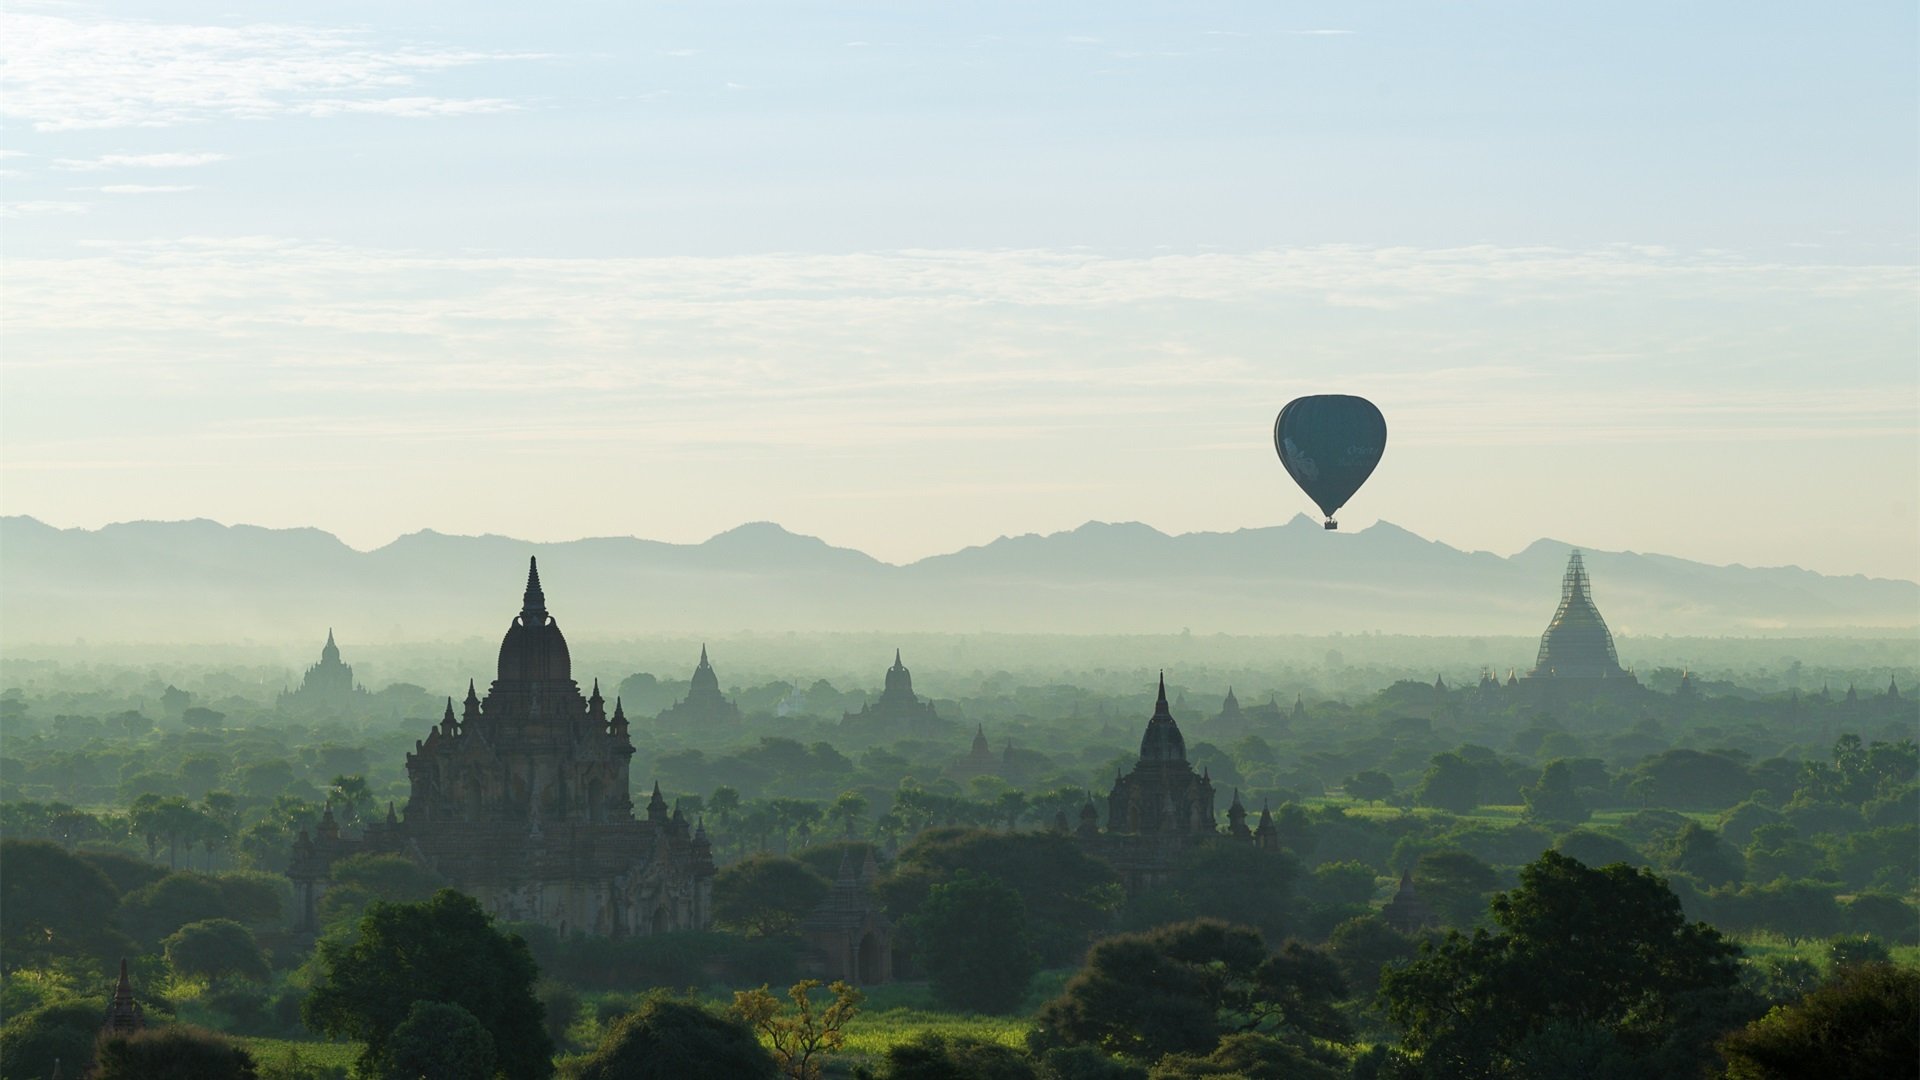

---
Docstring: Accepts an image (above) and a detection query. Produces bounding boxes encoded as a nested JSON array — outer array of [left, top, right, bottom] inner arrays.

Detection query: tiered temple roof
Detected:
[[289, 558, 714, 939]]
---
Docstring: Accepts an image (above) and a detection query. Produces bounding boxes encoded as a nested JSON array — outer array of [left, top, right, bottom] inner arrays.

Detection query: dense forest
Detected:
[[2, 640, 1915, 1078]]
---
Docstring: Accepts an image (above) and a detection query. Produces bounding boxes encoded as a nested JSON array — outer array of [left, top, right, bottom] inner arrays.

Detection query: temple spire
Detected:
[[700, 643, 710, 666], [1566, 549, 1590, 600], [522, 557, 547, 622], [104, 957, 144, 1034]]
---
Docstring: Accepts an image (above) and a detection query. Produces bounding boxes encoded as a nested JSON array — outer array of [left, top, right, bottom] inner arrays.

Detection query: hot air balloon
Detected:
[[1273, 395, 1387, 530]]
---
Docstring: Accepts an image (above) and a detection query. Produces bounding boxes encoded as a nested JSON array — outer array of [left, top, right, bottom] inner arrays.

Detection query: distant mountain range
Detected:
[[1, 515, 1914, 645]]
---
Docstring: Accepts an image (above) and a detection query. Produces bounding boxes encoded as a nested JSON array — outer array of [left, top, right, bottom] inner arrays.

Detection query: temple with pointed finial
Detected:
[[1381, 871, 1439, 933], [1526, 550, 1635, 683], [1074, 673, 1279, 894], [279, 628, 370, 714], [950, 723, 1001, 782], [658, 644, 743, 727], [102, 957, 145, 1036], [843, 649, 943, 731], [289, 557, 714, 939]]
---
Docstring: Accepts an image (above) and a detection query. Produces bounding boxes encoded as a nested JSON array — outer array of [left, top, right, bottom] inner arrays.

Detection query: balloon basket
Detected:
[[1324, 519, 1338, 531]]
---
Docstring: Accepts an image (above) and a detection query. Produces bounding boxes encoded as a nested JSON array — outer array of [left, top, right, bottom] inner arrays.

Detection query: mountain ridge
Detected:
[[1, 514, 1914, 643]]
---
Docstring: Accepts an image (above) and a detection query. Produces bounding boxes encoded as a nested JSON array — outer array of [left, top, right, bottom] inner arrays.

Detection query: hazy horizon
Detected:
[[9, 509, 1920, 584]]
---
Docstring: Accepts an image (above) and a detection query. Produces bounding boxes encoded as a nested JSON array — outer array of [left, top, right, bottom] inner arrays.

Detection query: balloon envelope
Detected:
[[1273, 395, 1387, 525]]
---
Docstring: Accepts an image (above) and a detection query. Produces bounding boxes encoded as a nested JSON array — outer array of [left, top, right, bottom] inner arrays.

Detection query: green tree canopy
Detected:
[[881, 828, 1122, 966], [879, 1031, 1039, 1080], [572, 995, 776, 1080], [1380, 850, 1746, 1078], [1345, 770, 1395, 804], [1414, 753, 1479, 814], [712, 856, 831, 938], [909, 870, 1038, 1014], [1032, 919, 1349, 1064], [329, 852, 446, 901], [94, 1025, 259, 1080], [1410, 850, 1499, 928], [380, 1000, 496, 1080], [304, 889, 553, 1079], [1522, 759, 1590, 826], [0, 839, 128, 971], [1326, 916, 1419, 1000], [1122, 843, 1302, 947], [1145, 1031, 1345, 1080], [118, 873, 228, 947], [0, 998, 110, 1080], [77, 849, 168, 896], [163, 918, 270, 984], [1719, 962, 1918, 1080], [1661, 821, 1744, 888]]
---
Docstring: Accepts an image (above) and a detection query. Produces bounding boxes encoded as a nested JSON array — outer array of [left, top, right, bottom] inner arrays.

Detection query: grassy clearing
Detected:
[[1307, 794, 1720, 830], [838, 1007, 1031, 1055], [234, 1036, 360, 1070], [1732, 932, 1920, 972]]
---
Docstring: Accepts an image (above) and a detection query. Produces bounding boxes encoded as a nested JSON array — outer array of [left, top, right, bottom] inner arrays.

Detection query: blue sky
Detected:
[[2, 2, 1916, 580]]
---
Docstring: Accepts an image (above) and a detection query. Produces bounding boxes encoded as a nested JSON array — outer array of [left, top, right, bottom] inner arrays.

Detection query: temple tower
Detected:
[[290, 558, 713, 939], [659, 644, 743, 726], [843, 649, 942, 730], [1527, 550, 1630, 680]]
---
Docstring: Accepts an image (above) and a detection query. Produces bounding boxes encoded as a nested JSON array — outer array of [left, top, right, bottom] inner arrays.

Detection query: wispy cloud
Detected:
[[3, 241, 1909, 438], [77, 184, 197, 194], [55, 152, 227, 171], [0, 200, 87, 218], [0, 11, 540, 130]]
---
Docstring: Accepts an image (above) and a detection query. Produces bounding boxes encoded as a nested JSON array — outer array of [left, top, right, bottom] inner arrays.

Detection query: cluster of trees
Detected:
[[2, 650, 1915, 1078]]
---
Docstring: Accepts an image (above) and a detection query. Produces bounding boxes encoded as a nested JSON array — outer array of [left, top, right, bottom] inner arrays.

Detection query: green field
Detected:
[[235, 1036, 360, 1071]]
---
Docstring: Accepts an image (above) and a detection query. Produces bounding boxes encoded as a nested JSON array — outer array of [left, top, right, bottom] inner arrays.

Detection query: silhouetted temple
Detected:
[[1527, 550, 1634, 682], [1218, 687, 1243, 724], [289, 559, 714, 938], [1381, 871, 1439, 933], [843, 650, 942, 731], [1078, 675, 1277, 893], [103, 958, 144, 1036], [279, 629, 369, 713], [658, 645, 741, 726], [950, 724, 999, 782]]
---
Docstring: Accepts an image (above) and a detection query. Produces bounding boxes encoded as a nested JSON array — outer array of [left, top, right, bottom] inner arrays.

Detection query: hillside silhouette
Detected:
[[1, 514, 1913, 645]]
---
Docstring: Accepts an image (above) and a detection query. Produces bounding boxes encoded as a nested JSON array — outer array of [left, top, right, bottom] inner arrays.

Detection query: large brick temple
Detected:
[[289, 559, 714, 937]]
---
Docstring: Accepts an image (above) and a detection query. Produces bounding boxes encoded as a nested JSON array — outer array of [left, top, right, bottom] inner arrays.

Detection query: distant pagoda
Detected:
[[103, 957, 145, 1035], [279, 629, 370, 713], [843, 650, 943, 731], [1527, 549, 1632, 681], [658, 645, 741, 726]]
